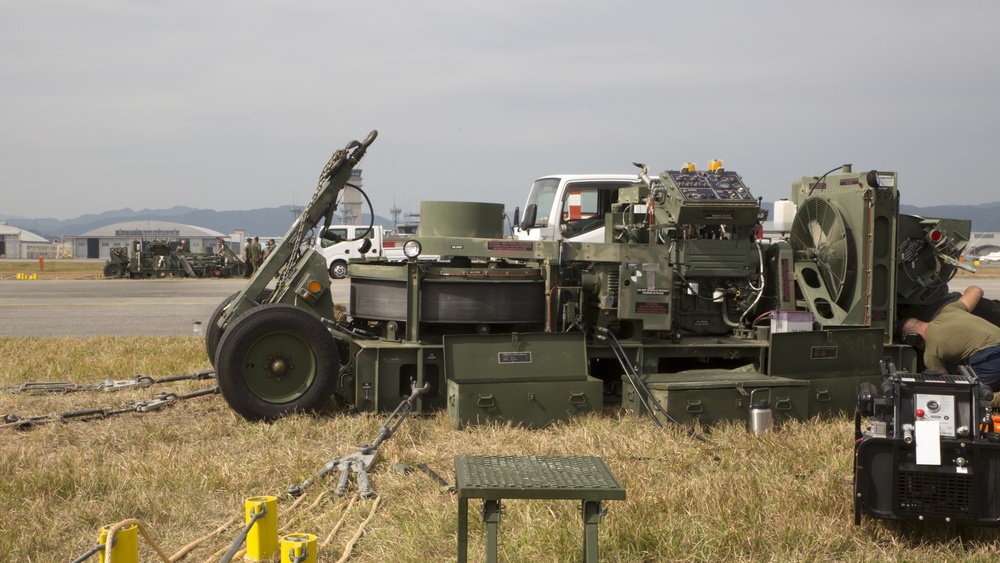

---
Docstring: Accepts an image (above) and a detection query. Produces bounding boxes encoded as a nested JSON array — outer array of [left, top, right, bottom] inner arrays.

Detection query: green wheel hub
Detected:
[[243, 331, 317, 403]]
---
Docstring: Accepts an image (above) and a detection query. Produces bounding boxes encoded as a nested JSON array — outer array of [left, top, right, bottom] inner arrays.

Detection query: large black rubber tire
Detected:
[[215, 304, 339, 420], [103, 262, 124, 278], [329, 260, 348, 279], [205, 292, 239, 367]]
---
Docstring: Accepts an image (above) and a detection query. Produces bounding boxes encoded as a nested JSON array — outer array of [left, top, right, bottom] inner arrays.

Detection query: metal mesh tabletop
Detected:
[[454, 455, 626, 501]]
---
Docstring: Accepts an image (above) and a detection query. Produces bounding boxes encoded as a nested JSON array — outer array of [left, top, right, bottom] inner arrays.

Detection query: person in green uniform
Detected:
[[900, 285, 1000, 390], [243, 239, 254, 277], [249, 237, 263, 272]]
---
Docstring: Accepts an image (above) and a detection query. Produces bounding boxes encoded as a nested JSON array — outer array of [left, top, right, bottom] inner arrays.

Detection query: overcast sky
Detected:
[[2, 2, 999, 222]]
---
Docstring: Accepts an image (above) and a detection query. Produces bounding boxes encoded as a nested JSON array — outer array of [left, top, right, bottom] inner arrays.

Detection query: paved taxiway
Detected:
[[0, 279, 352, 337], [0, 277, 997, 338]]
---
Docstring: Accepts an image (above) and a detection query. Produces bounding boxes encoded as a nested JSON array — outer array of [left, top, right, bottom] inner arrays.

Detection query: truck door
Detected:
[[559, 181, 631, 241]]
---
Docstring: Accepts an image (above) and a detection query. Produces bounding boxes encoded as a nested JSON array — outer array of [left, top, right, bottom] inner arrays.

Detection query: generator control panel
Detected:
[[660, 169, 760, 226], [665, 170, 754, 202]]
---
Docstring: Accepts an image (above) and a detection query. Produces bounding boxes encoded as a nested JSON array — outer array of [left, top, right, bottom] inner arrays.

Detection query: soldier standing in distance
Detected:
[[244, 239, 254, 277], [250, 237, 263, 273]]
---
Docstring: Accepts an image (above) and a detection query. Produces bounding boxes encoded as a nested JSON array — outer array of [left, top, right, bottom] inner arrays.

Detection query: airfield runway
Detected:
[[0, 279, 352, 337], [0, 277, 997, 337]]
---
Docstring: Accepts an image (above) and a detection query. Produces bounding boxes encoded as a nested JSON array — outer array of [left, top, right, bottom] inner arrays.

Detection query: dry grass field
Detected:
[[0, 259, 103, 280], [1, 258, 999, 560], [3, 337, 1000, 562]]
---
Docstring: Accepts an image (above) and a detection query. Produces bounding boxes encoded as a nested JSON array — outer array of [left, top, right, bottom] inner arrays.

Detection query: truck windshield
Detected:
[[523, 178, 560, 228]]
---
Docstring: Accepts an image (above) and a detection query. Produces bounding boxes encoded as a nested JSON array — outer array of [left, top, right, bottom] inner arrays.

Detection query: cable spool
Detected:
[[281, 533, 317, 563]]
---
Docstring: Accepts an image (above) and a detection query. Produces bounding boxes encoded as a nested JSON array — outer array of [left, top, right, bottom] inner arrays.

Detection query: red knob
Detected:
[[915, 409, 925, 418]]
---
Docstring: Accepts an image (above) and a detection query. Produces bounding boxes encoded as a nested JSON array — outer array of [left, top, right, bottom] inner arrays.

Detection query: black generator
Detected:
[[854, 361, 1000, 526]]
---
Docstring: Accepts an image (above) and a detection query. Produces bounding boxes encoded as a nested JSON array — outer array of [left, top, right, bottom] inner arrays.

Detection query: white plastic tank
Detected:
[[773, 199, 797, 233]]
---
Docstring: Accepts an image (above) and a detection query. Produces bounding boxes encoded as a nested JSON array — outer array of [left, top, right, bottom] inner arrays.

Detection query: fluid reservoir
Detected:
[[773, 199, 796, 233]]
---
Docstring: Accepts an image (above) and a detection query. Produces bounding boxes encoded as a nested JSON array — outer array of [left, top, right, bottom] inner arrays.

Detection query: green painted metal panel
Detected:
[[447, 377, 603, 429], [420, 201, 504, 239], [622, 371, 809, 426], [444, 332, 589, 383], [768, 328, 883, 378]]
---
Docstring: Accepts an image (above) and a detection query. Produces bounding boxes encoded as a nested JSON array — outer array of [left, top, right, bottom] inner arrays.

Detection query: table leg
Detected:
[[582, 500, 602, 563], [458, 498, 468, 563], [483, 500, 502, 563]]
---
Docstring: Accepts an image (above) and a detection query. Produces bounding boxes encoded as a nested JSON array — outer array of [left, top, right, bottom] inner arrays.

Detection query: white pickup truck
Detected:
[[316, 224, 435, 278], [316, 225, 388, 278], [512, 174, 639, 242]]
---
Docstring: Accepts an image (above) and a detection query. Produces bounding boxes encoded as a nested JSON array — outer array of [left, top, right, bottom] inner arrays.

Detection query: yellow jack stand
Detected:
[[98, 523, 138, 563], [281, 533, 317, 563], [246, 496, 279, 561]]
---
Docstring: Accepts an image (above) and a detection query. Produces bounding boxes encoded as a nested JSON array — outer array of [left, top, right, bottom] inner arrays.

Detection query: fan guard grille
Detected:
[[790, 198, 856, 303]]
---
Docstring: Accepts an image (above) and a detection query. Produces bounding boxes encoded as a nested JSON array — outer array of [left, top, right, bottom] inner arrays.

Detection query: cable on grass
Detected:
[[102, 518, 172, 563], [321, 494, 360, 548], [335, 495, 383, 563], [168, 513, 242, 562]]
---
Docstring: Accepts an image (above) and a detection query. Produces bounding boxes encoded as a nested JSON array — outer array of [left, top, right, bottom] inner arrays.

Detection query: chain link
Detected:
[[2, 374, 220, 430], [3, 370, 214, 395]]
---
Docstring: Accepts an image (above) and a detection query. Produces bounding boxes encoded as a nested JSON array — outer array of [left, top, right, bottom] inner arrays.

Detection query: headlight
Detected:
[[403, 240, 422, 259]]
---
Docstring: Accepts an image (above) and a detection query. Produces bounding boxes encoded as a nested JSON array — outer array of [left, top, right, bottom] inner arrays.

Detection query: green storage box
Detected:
[[804, 373, 881, 417], [447, 377, 603, 429], [768, 328, 883, 379], [622, 371, 809, 427], [444, 332, 588, 384]]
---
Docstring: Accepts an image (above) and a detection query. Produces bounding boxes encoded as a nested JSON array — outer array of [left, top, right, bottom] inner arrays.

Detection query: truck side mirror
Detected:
[[513, 207, 520, 230], [358, 239, 373, 254], [519, 204, 536, 231]]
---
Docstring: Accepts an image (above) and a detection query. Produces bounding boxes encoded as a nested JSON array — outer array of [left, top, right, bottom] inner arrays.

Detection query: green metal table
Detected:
[[454, 455, 626, 563]]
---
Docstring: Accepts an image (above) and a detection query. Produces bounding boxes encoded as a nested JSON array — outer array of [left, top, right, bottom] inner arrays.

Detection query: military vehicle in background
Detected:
[[103, 239, 247, 279], [206, 131, 977, 431]]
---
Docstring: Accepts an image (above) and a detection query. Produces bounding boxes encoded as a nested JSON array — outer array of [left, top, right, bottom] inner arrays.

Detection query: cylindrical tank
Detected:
[[749, 388, 773, 435], [419, 202, 504, 239], [773, 199, 796, 233]]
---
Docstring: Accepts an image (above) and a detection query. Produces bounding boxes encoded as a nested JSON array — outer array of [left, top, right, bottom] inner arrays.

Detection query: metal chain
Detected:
[[3, 369, 215, 395], [2, 386, 220, 430]]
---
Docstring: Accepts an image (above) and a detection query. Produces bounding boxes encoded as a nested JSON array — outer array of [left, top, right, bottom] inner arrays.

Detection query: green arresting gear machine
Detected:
[[104, 239, 247, 279], [207, 131, 975, 429]]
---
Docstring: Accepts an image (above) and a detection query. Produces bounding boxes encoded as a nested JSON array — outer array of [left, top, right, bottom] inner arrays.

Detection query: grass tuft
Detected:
[[2, 337, 1000, 561]]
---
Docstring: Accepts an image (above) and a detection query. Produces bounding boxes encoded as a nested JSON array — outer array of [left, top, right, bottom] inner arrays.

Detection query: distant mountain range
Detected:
[[898, 202, 1000, 232], [0, 206, 396, 240], [1, 201, 997, 242]]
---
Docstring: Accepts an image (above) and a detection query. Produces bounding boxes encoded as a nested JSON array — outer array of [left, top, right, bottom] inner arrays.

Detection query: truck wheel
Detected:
[[329, 261, 348, 279], [206, 289, 275, 368], [103, 263, 124, 278], [215, 304, 339, 420], [205, 292, 238, 367]]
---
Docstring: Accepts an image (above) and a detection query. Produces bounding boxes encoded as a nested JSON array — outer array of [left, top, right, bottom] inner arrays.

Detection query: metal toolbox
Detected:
[[447, 377, 603, 429], [444, 332, 589, 384], [621, 371, 809, 426]]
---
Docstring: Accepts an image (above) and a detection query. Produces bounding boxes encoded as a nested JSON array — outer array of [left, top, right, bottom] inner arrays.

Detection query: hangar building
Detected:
[[0, 223, 57, 259], [969, 232, 1000, 258], [66, 221, 228, 259]]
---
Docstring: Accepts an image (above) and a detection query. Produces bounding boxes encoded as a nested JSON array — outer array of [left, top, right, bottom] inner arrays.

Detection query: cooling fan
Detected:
[[789, 197, 857, 306]]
